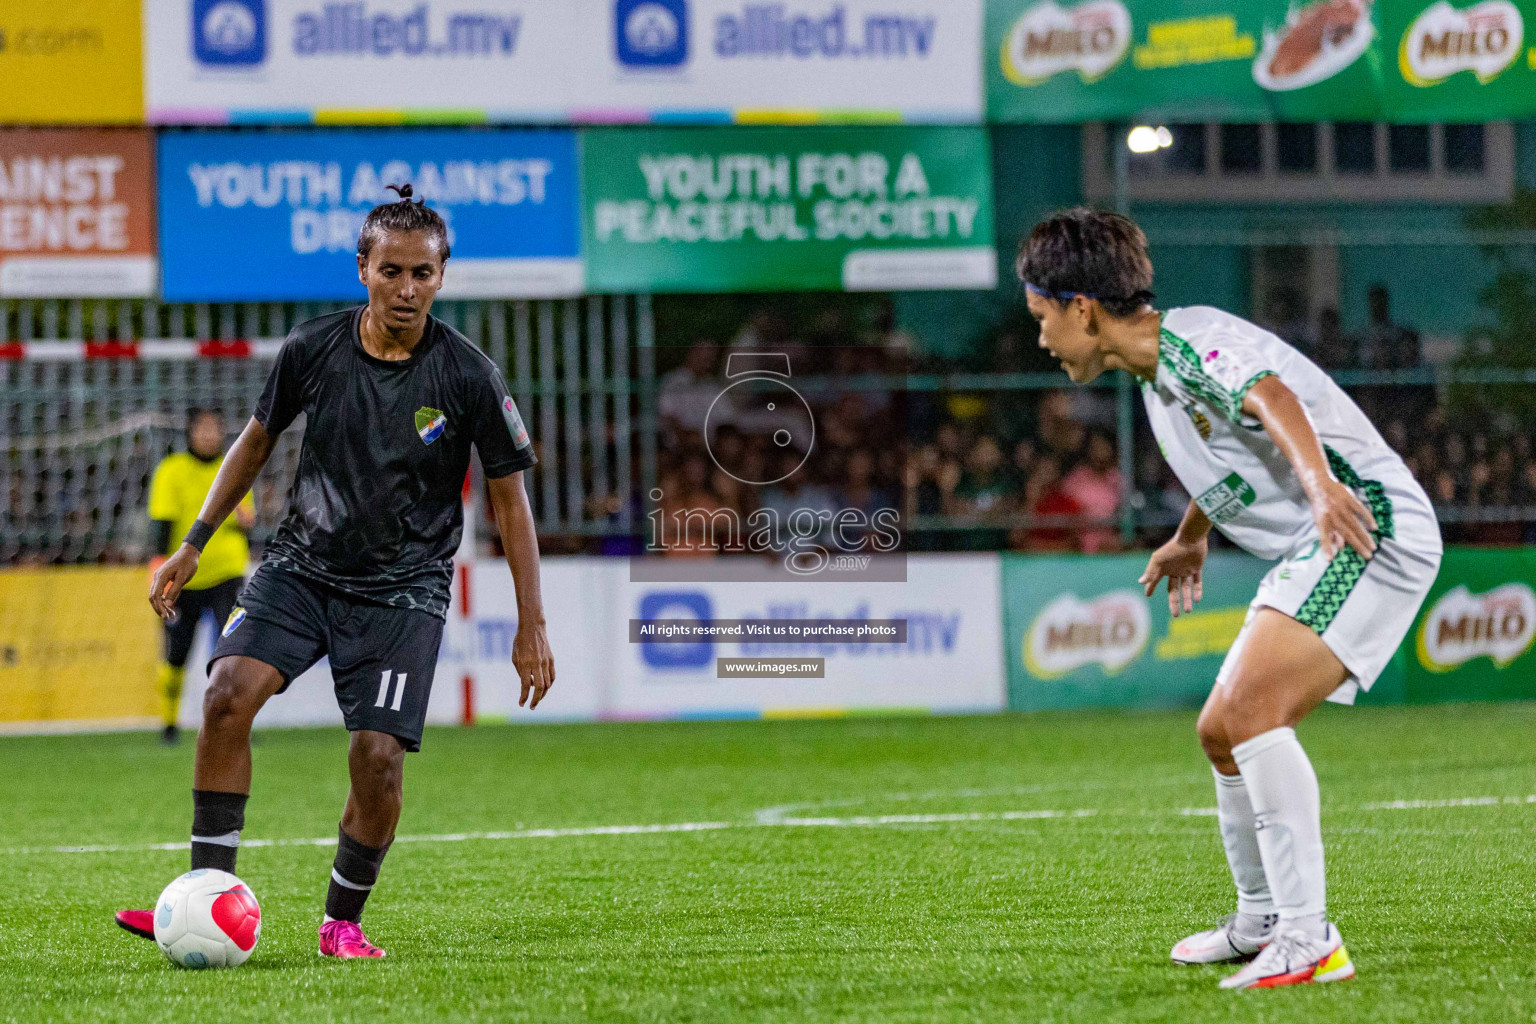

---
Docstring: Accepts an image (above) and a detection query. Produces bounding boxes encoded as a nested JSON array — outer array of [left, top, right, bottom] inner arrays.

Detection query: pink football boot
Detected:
[[319, 919, 386, 959]]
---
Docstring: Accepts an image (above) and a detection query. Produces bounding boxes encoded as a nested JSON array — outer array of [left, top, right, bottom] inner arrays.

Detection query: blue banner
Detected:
[[157, 129, 582, 302]]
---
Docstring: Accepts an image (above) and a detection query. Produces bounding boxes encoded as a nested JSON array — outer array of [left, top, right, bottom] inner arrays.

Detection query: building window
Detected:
[[1389, 124, 1432, 173], [1165, 124, 1207, 174], [1443, 124, 1486, 173], [1221, 124, 1263, 174], [1276, 123, 1318, 173], [1334, 122, 1376, 174], [1081, 122, 1514, 205]]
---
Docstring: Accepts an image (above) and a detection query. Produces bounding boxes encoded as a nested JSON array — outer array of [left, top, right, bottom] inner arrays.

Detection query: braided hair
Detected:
[[356, 183, 451, 263]]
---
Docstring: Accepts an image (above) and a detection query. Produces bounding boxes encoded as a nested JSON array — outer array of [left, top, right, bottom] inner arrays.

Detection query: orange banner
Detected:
[[0, 129, 157, 297]]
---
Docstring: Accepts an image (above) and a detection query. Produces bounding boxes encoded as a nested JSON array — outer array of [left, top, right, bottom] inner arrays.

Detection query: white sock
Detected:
[[1232, 726, 1328, 941], [1212, 767, 1275, 929]]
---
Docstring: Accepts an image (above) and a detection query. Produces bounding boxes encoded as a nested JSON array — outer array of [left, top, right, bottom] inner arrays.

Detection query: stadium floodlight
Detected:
[[1126, 125, 1172, 154]]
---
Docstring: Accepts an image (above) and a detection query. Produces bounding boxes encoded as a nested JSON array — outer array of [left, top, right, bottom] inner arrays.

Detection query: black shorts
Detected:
[[164, 577, 243, 668], [209, 563, 444, 752]]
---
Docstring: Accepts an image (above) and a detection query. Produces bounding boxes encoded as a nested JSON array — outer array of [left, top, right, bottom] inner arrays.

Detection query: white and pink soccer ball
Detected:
[[153, 869, 261, 968]]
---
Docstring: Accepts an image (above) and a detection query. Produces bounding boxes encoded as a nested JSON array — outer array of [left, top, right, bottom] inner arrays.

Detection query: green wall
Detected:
[[900, 121, 1535, 358], [894, 124, 1082, 359]]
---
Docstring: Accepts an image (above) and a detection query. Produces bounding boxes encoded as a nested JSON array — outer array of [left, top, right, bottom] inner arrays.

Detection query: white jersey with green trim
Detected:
[[1143, 305, 1429, 561]]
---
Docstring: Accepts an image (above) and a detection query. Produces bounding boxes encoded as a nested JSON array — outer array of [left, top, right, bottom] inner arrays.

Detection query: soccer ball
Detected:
[[153, 869, 261, 968]]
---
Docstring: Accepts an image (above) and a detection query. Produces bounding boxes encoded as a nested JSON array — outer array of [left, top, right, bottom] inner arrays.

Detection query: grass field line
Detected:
[[752, 775, 1212, 824], [1359, 794, 1536, 810], [6, 790, 1535, 858]]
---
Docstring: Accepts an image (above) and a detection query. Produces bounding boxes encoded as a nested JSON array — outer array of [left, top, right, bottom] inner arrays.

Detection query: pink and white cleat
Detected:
[[114, 909, 157, 940], [319, 919, 386, 959]]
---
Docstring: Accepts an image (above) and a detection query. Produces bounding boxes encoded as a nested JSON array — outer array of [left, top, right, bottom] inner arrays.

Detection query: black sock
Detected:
[[325, 827, 389, 923], [190, 789, 248, 873]]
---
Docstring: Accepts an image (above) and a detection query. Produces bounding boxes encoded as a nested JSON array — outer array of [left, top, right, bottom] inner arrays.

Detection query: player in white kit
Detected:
[[1017, 209, 1441, 989]]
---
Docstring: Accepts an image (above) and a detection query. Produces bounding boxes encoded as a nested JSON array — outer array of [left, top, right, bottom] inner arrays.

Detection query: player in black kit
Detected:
[[115, 185, 554, 959]]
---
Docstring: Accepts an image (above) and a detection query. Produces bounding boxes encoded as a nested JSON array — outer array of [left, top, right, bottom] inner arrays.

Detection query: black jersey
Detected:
[[253, 307, 535, 618]]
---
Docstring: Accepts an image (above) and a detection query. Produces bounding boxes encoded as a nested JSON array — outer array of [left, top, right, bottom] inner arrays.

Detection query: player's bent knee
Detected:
[[202, 658, 279, 728], [1196, 710, 1232, 766], [350, 732, 406, 787], [1218, 696, 1289, 748]]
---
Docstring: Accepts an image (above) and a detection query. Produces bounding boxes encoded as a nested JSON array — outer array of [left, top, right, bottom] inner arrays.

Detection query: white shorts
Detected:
[[1217, 493, 1442, 705]]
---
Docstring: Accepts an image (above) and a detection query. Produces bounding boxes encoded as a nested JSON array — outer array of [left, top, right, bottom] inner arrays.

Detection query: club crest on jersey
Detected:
[[502, 396, 530, 447], [414, 406, 447, 445], [1185, 405, 1213, 441], [222, 607, 246, 638]]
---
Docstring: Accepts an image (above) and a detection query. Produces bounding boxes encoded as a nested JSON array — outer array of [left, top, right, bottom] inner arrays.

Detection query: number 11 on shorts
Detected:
[[375, 670, 408, 712]]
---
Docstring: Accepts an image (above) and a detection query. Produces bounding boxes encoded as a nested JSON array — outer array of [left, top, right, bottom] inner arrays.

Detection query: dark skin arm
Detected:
[[149, 417, 277, 621], [1140, 375, 1378, 618], [485, 471, 555, 710]]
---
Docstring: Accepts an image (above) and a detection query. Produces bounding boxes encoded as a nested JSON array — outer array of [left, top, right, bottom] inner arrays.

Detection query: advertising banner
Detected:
[[0, 1, 143, 124], [157, 128, 582, 302], [580, 0, 983, 123], [583, 125, 997, 293], [0, 130, 158, 298], [609, 554, 1006, 718], [1006, 552, 1312, 712], [164, 554, 1004, 733], [0, 568, 161, 732], [1404, 547, 1536, 703], [146, 0, 981, 125], [175, 557, 612, 730], [986, 0, 1536, 123]]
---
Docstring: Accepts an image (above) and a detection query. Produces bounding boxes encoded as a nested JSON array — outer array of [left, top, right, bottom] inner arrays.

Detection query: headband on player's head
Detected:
[[1025, 281, 1097, 302]]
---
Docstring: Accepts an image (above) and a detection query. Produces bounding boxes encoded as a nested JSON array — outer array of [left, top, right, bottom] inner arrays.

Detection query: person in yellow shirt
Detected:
[[147, 409, 255, 744]]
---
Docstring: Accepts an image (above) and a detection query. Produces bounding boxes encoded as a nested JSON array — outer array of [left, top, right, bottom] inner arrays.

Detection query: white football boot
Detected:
[[1219, 922, 1354, 989], [1170, 913, 1275, 964]]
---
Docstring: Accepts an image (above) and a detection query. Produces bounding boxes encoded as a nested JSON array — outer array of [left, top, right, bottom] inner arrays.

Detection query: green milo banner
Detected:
[[582, 126, 997, 294], [1002, 547, 1535, 711], [1004, 552, 1275, 711], [987, 0, 1536, 123], [1405, 547, 1536, 703]]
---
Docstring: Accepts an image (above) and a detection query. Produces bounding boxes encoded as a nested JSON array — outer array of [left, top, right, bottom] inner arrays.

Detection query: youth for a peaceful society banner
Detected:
[[157, 128, 582, 302], [988, 0, 1536, 123], [583, 125, 997, 293], [146, 0, 981, 124], [0, 130, 158, 298]]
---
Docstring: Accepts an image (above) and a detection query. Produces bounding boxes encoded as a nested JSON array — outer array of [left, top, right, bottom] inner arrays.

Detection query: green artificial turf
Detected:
[[3, 704, 1536, 1023]]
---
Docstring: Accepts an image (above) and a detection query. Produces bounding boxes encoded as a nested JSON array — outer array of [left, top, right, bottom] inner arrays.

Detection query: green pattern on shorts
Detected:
[[1294, 447, 1396, 634]]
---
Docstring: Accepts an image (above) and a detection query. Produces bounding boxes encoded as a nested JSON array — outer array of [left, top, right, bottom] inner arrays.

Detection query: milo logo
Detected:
[[1001, 0, 1131, 85], [1400, 0, 1524, 85], [1417, 583, 1536, 672], [1024, 589, 1149, 678], [1194, 472, 1256, 525]]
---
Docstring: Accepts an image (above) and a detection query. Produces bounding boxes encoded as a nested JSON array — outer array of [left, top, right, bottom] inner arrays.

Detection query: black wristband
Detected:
[[183, 520, 215, 552]]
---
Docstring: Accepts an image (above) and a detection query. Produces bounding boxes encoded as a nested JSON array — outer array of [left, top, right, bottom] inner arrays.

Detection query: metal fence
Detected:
[[0, 296, 655, 563], [3, 297, 1535, 564]]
